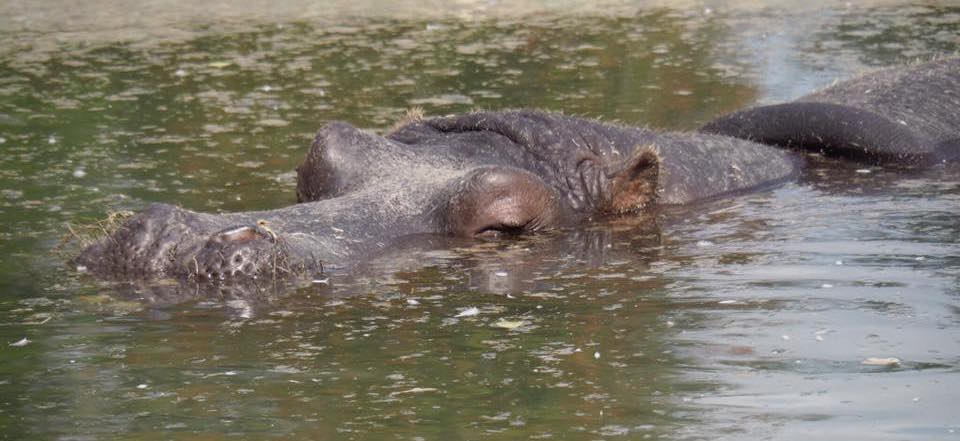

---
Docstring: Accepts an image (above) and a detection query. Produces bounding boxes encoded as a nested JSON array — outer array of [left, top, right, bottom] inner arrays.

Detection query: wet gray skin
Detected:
[[75, 110, 800, 282], [701, 57, 960, 165]]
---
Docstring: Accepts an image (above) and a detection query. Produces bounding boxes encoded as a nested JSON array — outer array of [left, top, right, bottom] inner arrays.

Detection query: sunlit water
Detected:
[[1, 1, 958, 440]]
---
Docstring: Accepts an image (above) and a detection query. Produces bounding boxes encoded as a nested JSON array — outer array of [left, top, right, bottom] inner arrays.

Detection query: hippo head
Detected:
[[296, 112, 663, 235], [75, 111, 663, 283]]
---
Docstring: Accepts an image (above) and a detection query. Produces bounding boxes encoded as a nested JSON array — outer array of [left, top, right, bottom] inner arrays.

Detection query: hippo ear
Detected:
[[603, 146, 661, 214], [440, 167, 569, 237]]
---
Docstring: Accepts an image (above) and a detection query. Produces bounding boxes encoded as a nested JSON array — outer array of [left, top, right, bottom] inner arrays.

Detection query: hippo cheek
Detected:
[[439, 166, 573, 237], [184, 224, 287, 281]]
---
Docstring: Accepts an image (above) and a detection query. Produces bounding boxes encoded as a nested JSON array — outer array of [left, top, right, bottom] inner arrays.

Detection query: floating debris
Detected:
[[815, 329, 828, 341], [390, 387, 438, 397], [598, 425, 630, 436], [208, 61, 231, 68], [455, 307, 480, 318], [862, 357, 901, 366], [9, 338, 29, 347], [257, 118, 290, 127], [493, 319, 527, 330]]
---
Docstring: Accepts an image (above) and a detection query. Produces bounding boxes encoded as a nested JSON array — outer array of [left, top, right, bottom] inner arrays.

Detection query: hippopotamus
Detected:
[[701, 57, 960, 165], [74, 58, 958, 283]]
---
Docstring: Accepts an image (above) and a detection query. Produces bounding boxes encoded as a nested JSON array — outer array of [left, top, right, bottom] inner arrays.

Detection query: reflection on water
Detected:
[[1, 1, 959, 440]]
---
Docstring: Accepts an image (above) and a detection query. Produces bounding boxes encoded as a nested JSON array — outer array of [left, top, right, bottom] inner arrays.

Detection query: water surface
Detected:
[[1, 1, 958, 440]]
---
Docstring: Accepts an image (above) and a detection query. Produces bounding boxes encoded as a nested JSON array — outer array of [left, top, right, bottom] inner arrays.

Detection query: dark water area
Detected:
[[1, 1, 959, 439]]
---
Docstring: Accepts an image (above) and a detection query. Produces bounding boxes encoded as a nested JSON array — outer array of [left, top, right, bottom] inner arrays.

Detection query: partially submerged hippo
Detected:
[[74, 58, 958, 283], [702, 57, 959, 165]]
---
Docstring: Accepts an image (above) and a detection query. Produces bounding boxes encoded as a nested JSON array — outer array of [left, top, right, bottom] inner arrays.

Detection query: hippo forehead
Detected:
[[388, 110, 637, 169], [298, 111, 655, 215]]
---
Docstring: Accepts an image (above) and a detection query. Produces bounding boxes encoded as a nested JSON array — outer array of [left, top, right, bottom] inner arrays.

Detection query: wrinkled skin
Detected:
[[75, 58, 956, 283], [701, 57, 960, 166]]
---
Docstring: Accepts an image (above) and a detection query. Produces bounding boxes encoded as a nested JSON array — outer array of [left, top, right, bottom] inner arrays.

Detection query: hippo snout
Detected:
[[75, 203, 190, 277], [76, 204, 301, 282], [187, 224, 289, 281]]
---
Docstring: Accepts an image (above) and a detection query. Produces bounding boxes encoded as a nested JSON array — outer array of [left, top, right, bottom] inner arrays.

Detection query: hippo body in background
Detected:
[[701, 57, 960, 165], [75, 58, 958, 283]]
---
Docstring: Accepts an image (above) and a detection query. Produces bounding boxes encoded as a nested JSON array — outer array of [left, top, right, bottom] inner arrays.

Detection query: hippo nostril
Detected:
[[233, 253, 243, 265], [241, 262, 255, 275]]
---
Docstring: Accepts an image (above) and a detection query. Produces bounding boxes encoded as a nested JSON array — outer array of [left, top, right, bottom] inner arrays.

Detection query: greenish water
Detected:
[[1, 1, 959, 440]]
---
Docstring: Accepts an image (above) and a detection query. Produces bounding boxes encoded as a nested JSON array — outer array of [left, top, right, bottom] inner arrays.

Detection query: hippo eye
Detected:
[[440, 166, 570, 237]]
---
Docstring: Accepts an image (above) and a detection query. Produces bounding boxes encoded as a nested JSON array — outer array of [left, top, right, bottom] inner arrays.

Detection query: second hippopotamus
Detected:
[[701, 57, 959, 165]]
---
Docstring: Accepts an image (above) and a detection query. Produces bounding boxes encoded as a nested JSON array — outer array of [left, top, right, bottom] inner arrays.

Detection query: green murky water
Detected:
[[1, 1, 958, 439]]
